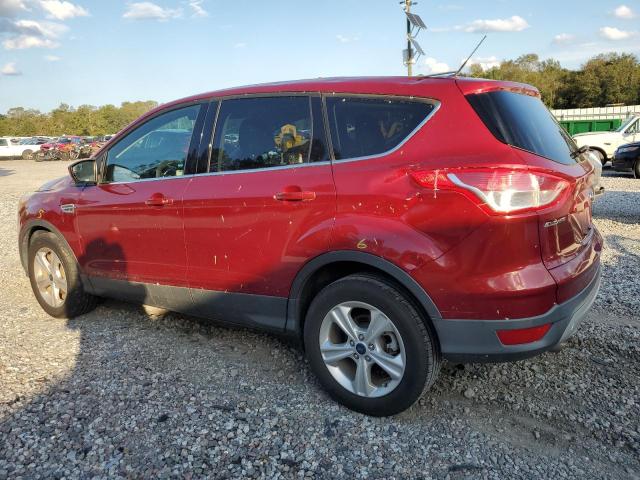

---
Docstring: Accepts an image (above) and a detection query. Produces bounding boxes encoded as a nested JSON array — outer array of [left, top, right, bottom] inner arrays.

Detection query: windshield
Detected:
[[466, 90, 579, 165], [615, 116, 637, 132]]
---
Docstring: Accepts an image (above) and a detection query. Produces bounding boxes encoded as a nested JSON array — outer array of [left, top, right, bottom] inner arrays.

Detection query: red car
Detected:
[[18, 77, 602, 416]]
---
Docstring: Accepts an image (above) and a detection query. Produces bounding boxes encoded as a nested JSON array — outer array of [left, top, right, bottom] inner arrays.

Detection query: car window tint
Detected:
[[104, 104, 201, 183], [211, 96, 312, 172], [0, 139, 7, 147], [326, 96, 435, 160], [466, 90, 578, 165]]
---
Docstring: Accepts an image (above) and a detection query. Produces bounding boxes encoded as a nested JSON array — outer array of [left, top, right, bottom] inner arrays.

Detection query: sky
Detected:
[[0, 0, 639, 113]]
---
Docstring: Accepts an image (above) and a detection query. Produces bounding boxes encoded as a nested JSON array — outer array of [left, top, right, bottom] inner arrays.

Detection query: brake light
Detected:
[[410, 167, 570, 215]]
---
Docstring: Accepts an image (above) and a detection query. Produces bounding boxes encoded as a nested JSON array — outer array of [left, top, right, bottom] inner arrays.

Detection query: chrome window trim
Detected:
[[195, 159, 332, 179], [102, 160, 333, 185], [322, 93, 441, 165]]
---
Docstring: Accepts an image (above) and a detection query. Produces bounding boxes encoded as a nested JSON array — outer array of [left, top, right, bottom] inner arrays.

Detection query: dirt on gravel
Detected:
[[0, 160, 638, 479]]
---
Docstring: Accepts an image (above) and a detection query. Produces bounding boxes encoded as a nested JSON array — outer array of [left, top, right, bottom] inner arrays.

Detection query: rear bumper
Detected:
[[435, 264, 601, 363]]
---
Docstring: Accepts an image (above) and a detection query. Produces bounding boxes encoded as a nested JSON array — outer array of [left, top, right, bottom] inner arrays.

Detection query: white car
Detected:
[[0, 137, 41, 159], [573, 115, 640, 165]]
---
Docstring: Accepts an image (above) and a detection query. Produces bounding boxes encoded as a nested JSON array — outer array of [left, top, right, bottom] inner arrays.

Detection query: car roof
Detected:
[[107, 76, 538, 151]]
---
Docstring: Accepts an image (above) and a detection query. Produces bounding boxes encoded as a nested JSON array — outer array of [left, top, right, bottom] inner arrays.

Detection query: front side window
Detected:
[[0, 139, 7, 147], [326, 96, 435, 160], [211, 96, 312, 172], [104, 104, 201, 182], [626, 120, 639, 134]]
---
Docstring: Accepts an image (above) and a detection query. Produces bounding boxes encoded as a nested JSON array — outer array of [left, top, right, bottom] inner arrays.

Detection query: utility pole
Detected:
[[401, 1, 426, 76], [404, 0, 413, 76]]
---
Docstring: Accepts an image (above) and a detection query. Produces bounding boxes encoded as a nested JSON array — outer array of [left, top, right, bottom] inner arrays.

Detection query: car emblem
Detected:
[[544, 217, 566, 228]]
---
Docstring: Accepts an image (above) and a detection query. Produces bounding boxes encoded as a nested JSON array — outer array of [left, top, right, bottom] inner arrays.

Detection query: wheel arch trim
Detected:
[[19, 219, 79, 275], [285, 250, 442, 338]]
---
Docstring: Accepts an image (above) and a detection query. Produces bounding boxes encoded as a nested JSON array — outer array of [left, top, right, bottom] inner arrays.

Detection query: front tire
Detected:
[[22, 149, 33, 160], [28, 231, 98, 318], [304, 274, 440, 416]]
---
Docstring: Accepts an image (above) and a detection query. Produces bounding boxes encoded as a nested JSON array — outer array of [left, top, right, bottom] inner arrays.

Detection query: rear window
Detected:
[[326, 96, 435, 160], [466, 90, 578, 165]]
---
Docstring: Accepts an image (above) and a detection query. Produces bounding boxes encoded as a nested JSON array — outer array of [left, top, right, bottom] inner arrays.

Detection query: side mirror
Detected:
[[69, 159, 97, 185]]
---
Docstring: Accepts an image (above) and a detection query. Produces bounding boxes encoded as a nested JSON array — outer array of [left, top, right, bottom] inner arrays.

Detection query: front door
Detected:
[[76, 103, 204, 307], [182, 95, 336, 329]]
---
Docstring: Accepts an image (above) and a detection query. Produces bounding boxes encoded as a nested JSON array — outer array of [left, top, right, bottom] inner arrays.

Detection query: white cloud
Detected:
[[1, 62, 21, 75], [188, 0, 207, 17], [39, 0, 89, 20], [613, 5, 636, 19], [44, 54, 60, 61], [464, 15, 529, 33], [3, 35, 57, 48], [123, 2, 182, 21], [599, 26, 636, 40], [14, 19, 68, 38], [1, 19, 67, 50], [422, 57, 450, 74], [467, 55, 500, 70], [553, 33, 575, 45], [336, 34, 359, 43], [0, 0, 29, 17]]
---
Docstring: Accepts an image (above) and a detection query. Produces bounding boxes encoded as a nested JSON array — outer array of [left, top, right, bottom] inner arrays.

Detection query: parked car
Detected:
[[0, 136, 43, 159], [18, 77, 603, 416], [573, 114, 640, 165], [612, 141, 640, 178], [17, 137, 49, 160]]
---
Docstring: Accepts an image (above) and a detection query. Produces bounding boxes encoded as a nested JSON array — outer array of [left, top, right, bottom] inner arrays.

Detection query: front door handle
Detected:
[[145, 193, 173, 207], [275, 190, 316, 202]]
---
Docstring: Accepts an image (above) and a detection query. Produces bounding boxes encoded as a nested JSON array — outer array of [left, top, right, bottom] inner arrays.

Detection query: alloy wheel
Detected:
[[33, 247, 67, 308], [318, 301, 406, 398]]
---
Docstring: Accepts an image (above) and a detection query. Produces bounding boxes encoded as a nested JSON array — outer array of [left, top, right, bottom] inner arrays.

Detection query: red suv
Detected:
[[18, 77, 602, 416]]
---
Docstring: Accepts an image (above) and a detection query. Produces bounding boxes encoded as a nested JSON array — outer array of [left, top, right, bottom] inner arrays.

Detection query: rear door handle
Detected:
[[145, 193, 173, 207], [275, 190, 316, 202]]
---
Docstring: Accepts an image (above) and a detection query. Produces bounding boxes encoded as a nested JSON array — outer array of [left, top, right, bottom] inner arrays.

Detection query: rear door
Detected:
[[76, 103, 205, 306], [182, 95, 335, 329]]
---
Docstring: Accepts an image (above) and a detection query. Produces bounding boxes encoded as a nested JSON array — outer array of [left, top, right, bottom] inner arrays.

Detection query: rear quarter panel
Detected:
[[329, 81, 558, 319]]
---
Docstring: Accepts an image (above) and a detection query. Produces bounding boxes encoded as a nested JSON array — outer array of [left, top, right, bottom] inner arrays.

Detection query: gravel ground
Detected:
[[0, 160, 638, 479]]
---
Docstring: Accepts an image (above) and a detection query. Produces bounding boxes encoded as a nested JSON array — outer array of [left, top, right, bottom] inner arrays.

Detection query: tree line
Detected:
[[468, 52, 640, 109], [1, 52, 639, 137], [0, 101, 158, 137]]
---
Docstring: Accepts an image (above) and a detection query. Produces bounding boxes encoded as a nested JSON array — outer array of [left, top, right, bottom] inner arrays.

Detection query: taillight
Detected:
[[410, 167, 570, 215]]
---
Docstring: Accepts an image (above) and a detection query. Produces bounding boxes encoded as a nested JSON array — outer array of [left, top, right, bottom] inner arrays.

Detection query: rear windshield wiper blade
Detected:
[[570, 145, 590, 159]]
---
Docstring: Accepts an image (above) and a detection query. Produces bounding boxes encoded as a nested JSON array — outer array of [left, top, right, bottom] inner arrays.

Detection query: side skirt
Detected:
[[86, 277, 288, 332]]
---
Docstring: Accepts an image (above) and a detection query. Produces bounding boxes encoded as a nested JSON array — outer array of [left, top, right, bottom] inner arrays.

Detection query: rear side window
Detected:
[[466, 90, 578, 165], [325, 96, 435, 160], [211, 96, 312, 172]]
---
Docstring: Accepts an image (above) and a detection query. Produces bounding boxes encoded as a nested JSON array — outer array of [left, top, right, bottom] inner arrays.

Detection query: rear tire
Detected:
[[303, 274, 440, 416], [634, 160, 640, 179], [28, 231, 98, 319], [22, 149, 33, 160]]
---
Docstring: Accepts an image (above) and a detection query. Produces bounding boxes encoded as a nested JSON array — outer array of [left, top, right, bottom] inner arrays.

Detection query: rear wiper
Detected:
[[570, 145, 590, 159]]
